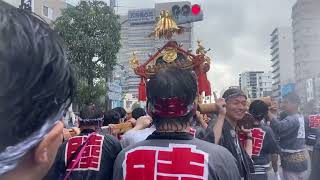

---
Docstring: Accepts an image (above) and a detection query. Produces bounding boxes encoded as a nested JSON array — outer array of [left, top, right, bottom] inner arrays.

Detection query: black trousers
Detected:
[[310, 148, 320, 180], [250, 173, 268, 180]]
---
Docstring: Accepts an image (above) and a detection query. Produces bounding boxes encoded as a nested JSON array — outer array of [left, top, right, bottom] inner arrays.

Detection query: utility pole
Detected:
[[110, 0, 116, 11]]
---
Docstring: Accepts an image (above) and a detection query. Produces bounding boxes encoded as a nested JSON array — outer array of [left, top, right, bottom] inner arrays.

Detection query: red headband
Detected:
[[148, 97, 195, 118]]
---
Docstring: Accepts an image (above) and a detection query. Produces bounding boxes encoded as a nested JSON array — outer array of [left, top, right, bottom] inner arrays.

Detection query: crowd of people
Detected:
[[1, 6, 320, 180]]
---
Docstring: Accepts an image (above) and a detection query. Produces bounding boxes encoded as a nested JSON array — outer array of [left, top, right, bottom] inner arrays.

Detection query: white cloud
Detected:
[[207, 62, 235, 96]]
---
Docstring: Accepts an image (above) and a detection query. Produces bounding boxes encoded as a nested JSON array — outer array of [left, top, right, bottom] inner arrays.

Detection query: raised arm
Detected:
[[213, 98, 227, 144]]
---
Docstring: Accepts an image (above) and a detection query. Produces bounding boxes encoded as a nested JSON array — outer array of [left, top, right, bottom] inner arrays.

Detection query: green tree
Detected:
[[54, 1, 121, 107], [76, 78, 106, 106]]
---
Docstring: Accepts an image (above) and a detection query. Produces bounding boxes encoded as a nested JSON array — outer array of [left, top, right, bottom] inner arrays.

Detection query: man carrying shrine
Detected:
[[247, 100, 279, 180], [269, 92, 308, 180], [113, 67, 241, 180], [45, 105, 122, 180], [304, 100, 319, 164], [212, 88, 255, 180]]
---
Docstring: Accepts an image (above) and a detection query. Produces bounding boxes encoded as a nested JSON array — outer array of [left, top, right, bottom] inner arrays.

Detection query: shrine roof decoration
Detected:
[[130, 41, 207, 79]]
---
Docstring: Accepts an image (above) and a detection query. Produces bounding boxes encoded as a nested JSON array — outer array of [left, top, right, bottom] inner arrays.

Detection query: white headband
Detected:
[[0, 109, 64, 176]]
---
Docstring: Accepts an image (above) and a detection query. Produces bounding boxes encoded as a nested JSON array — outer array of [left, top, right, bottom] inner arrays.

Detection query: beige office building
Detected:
[[2, 0, 71, 24]]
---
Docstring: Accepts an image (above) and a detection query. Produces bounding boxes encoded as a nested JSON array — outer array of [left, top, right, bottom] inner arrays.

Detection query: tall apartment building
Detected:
[[292, 0, 320, 106], [239, 71, 272, 98], [116, 1, 194, 98], [270, 27, 295, 101]]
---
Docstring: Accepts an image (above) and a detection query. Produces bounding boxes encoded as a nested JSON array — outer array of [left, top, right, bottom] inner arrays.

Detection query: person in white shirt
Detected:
[[121, 116, 155, 148]]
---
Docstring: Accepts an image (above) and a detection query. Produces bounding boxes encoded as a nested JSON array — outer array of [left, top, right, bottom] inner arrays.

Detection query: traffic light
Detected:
[[182, 4, 191, 16], [171, 4, 203, 25]]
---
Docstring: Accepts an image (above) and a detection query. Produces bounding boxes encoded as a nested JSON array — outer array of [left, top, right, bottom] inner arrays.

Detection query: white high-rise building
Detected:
[[270, 27, 295, 101], [116, 1, 194, 99], [256, 72, 273, 97], [292, 0, 320, 106], [239, 71, 272, 99]]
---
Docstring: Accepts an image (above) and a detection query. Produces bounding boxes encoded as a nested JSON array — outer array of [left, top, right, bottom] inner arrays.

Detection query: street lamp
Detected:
[[20, 0, 32, 11]]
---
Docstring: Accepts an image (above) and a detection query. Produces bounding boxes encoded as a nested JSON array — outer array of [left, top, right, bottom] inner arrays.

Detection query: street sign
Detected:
[[128, 9, 156, 25], [281, 83, 295, 98]]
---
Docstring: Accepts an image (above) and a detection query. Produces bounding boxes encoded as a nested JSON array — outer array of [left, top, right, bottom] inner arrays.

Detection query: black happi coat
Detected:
[[305, 115, 320, 146], [219, 120, 255, 180], [113, 132, 241, 180], [202, 119, 255, 179], [250, 124, 279, 174], [44, 129, 122, 180]]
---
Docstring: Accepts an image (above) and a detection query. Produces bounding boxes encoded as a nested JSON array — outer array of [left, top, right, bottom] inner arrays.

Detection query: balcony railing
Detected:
[[271, 60, 280, 67], [272, 80, 280, 86], [271, 54, 279, 62], [272, 73, 280, 79], [272, 66, 280, 73], [271, 48, 279, 56]]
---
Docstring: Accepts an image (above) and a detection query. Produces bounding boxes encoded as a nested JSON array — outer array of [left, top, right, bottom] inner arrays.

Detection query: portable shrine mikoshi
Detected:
[[130, 10, 212, 102]]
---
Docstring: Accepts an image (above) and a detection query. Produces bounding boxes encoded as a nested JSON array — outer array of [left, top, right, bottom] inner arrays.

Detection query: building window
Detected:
[[43, 6, 53, 19]]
